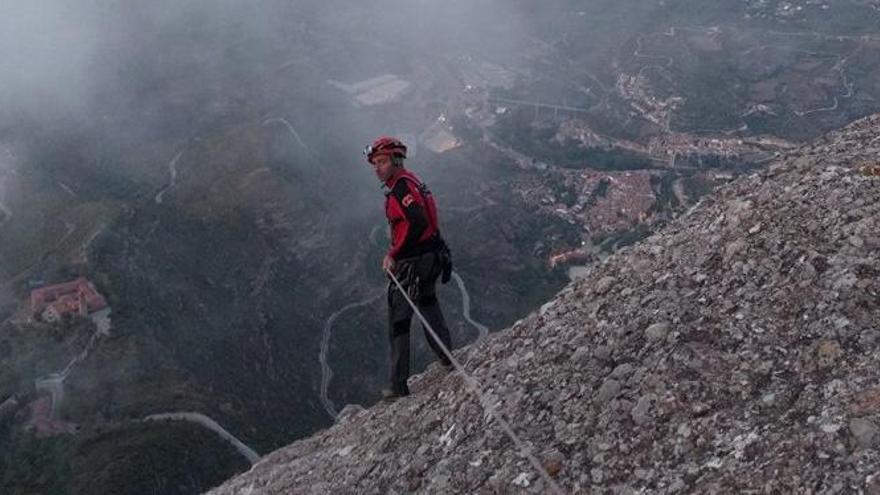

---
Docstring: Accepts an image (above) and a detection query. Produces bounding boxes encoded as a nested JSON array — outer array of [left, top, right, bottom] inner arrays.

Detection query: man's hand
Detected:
[[382, 254, 395, 274]]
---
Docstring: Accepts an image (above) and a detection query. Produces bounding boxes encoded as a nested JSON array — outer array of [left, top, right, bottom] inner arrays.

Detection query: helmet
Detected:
[[364, 136, 407, 163]]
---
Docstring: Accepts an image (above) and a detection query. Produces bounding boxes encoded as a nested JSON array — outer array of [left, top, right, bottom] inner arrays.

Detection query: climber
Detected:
[[364, 136, 454, 400]]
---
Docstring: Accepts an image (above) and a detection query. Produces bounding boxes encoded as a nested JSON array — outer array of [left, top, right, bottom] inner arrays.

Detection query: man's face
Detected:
[[370, 154, 395, 182]]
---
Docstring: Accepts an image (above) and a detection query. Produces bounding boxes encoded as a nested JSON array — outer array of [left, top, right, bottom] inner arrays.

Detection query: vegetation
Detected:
[[0, 422, 248, 495], [492, 108, 656, 171]]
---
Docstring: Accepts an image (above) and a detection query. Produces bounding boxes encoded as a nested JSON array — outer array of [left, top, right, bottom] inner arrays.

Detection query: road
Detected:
[[78, 223, 107, 264], [318, 292, 383, 419], [34, 309, 112, 420], [631, 25, 861, 126], [262, 117, 313, 155], [57, 182, 78, 198], [155, 151, 184, 204], [144, 412, 260, 465], [451, 272, 489, 341]]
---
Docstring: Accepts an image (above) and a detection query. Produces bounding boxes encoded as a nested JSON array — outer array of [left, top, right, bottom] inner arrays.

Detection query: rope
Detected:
[[386, 268, 567, 495]]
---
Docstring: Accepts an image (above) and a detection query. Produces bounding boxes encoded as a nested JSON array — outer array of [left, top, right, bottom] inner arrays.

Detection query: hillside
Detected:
[[208, 115, 880, 494]]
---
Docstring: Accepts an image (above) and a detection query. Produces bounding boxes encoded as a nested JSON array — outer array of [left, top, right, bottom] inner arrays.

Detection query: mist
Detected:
[[0, 0, 532, 127]]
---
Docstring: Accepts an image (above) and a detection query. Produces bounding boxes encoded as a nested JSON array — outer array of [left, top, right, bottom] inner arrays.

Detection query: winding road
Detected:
[[262, 117, 313, 155], [78, 223, 107, 264], [154, 151, 184, 204], [629, 25, 863, 134], [28, 308, 259, 466], [368, 224, 385, 247], [318, 292, 383, 419], [57, 182, 78, 198], [144, 412, 260, 465], [34, 308, 112, 419], [794, 55, 854, 117], [451, 272, 489, 341]]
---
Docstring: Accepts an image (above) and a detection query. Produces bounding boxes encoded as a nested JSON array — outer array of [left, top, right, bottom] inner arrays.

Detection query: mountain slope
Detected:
[[208, 114, 880, 494]]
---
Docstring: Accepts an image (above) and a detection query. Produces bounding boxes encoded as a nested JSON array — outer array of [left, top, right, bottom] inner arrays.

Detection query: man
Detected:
[[364, 136, 454, 400]]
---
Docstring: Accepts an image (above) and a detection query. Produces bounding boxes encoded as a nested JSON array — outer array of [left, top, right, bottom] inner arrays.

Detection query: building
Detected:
[[30, 277, 108, 323]]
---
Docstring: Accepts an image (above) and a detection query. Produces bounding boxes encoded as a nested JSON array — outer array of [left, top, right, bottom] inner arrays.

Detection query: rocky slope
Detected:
[[208, 114, 880, 494]]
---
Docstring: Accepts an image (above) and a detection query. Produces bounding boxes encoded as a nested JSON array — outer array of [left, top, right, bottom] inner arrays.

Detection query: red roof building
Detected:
[[30, 277, 108, 323]]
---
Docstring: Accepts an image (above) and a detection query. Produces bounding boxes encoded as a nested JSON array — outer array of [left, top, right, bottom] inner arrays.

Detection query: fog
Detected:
[[0, 3, 101, 116], [0, 1, 533, 128]]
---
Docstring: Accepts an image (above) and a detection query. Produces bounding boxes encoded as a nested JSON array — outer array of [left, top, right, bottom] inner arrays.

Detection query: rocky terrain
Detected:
[[208, 114, 880, 494]]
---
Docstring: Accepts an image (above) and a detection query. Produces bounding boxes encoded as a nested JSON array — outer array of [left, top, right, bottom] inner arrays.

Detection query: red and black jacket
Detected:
[[384, 170, 443, 260]]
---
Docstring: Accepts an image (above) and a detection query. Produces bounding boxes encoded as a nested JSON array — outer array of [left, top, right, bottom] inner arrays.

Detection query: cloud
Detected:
[[0, 2, 105, 116]]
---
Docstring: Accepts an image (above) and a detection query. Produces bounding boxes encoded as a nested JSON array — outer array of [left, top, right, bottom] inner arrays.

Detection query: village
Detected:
[[1, 277, 112, 436]]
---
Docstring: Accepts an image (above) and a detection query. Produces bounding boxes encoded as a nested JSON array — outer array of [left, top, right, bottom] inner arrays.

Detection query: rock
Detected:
[[669, 478, 686, 492], [866, 473, 880, 495], [595, 276, 616, 295], [337, 404, 365, 423], [544, 459, 563, 477], [596, 379, 622, 403], [850, 387, 880, 415], [817, 340, 842, 368], [833, 271, 858, 291], [645, 322, 669, 342], [512, 472, 532, 488], [542, 450, 565, 477], [631, 395, 654, 426], [859, 330, 880, 350], [725, 239, 748, 261], [540, 300, 556, 316], [634, 468, 654, 481], [611, 363, 634, 379], [570, 346, 591, 364], [677, 423, 692, 438], [850, 418, 879, 449], [593, 345, 613, 362]]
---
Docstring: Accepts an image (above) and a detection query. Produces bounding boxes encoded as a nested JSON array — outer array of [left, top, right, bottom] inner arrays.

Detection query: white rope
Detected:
[[386, 268, 567, 495]]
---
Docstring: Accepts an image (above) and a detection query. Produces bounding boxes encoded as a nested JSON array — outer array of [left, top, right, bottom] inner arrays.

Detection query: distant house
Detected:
[[30, 278, 108, 323]]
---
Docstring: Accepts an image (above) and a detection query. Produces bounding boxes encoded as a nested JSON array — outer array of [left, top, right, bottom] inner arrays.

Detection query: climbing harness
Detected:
[[385, 268, 567, 495]]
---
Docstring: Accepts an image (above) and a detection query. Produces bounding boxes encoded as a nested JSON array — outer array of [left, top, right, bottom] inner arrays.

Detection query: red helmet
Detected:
[[364, 136, 407, 163]]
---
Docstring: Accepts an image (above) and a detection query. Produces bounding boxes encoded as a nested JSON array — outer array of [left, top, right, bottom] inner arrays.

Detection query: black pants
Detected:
[[387, 251, 452, 393]]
